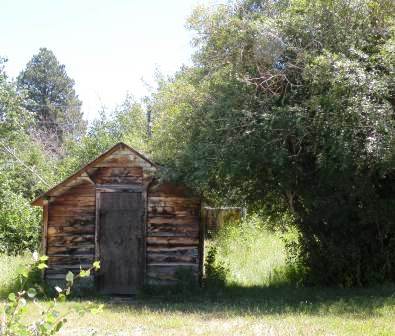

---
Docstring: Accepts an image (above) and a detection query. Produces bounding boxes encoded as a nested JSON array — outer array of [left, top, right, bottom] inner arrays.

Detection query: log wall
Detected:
[[46, 181, 96, 281], [146, 183, 202, 285], [43, 144, 202, 288]]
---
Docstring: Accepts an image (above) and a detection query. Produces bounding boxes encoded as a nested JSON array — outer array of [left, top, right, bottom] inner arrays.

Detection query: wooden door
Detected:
[[98, 192, 143, 294]]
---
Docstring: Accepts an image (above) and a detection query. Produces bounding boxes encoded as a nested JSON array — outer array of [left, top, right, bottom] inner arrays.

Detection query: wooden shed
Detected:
[[32, 143, 203, 294]]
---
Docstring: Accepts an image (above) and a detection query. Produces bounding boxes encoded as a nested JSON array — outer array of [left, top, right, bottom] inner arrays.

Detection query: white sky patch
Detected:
[[1, 0, 225, 121]]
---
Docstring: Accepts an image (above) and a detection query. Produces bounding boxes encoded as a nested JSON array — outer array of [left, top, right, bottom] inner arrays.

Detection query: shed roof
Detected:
[[32, 142, 156, 206]]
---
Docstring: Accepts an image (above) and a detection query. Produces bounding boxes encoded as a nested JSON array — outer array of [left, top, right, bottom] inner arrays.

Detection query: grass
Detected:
[[208, 215, 295, 286], [0, 253, 34, 297], [11, 286, 395, 335], [1, 219, 395, 335]]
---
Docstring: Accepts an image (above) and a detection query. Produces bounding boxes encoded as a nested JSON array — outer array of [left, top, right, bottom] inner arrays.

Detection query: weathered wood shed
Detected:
[[32, 143, 203, 294]]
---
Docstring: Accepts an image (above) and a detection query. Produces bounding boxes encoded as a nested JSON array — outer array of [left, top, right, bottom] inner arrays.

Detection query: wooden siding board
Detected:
[[46, 181, 95, 280], [146, 189, 201, 285]]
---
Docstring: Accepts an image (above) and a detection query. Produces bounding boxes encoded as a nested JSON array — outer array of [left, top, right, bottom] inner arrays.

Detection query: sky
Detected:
[[1, 0, 222, 121]]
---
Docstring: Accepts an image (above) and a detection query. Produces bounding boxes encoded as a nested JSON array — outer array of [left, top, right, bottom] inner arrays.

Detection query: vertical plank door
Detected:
[[98, 192, 143, 294]]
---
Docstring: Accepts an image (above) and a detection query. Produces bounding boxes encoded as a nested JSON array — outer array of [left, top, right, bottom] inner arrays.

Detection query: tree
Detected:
[[58, 95, 148, 179], [150, 0, 395, 286], [17, 48, 86, 146], [0, 57, 54, 254]]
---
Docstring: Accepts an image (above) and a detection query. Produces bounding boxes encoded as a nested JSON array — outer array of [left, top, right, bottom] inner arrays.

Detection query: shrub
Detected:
[[204, 245, 229, 288], [206, 215, 303, 287], [0, 189, 41, 254]]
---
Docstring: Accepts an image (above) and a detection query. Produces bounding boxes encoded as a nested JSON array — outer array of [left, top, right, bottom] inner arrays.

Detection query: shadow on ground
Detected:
[[96, 284, 395, 319], [2, 270, 394, 319]]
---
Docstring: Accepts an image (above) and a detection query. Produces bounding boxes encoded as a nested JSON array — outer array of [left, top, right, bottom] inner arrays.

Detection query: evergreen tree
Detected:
[[17, 48, 86, 144]]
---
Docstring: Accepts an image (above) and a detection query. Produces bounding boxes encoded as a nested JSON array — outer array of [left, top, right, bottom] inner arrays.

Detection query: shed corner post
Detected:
[[140, 188, 149, 287], [199, 201, 205, 287], [41, 199, 49, 280], [94, 189, 101, 290]]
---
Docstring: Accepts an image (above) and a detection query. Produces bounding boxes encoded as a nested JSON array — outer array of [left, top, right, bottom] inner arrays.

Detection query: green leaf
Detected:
[[54, 320, 64, 332], [37, 262, 48, 270], [65, 271, 74, 284], [79, 269, 90, 278], [39, 255, 49, 261], [27, 287, 37, 298], [8, 292, 16, 302], [93, 260, 101, 271], [16, 266, 28, 278]]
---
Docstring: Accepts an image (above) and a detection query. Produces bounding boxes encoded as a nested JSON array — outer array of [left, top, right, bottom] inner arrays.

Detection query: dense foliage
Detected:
[[149, 0, 395, 286]]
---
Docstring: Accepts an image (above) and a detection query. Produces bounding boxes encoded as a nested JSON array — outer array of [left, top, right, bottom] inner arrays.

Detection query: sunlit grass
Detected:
[[13, 288, 395, 336], [1, 225, 395, 335], [208, 215, 297, 286], [0, 253, 33, 297]]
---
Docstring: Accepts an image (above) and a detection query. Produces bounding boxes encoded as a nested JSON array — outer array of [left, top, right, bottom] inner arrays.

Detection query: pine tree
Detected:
[[17, 48, 86, 144]]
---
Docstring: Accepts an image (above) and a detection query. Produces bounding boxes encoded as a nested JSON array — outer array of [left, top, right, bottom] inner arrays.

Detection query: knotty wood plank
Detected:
[[48, 255, 94, 265], [48, 217, 95, 226], [147, 216, 199, 225], [47, 246, 94, 255], [147, 254, 198, 264], [48, 225, 95, 235], [146, 236, 199, 247], [94, 176, 143, 185], [48, 234, 94, 246]]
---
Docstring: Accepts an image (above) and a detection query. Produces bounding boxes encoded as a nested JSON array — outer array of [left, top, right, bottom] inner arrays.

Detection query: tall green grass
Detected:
[[207, 215, 300, 287], [0, 253, 37, 298]]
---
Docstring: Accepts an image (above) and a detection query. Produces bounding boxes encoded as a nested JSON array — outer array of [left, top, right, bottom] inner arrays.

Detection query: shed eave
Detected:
[[31, 142, 157, 207]]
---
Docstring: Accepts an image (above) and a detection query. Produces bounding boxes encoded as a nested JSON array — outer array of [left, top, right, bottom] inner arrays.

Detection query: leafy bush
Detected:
[[204, 245, 229, 288], [0, 189, 41, 254], [205, 215, 302, 287]]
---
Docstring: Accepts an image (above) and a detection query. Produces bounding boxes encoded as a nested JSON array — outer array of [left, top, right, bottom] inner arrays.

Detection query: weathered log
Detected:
[[93, 176, 143, 185], [48, 255, 94, 265], [47, 245, 94, 256], [147, 264, 198, 281], [148, 197, 200, 207], [147, 254, 197, 264], [48, 224, 95, 235], [49, 206, 95, 217], [51, 198, 95, 207], [47, 264, 92, 272], [48, 216, 95, 226], [147, 232, 199, 238], [148, 223, 198, 232], [146, 236, 199, 247], [146, 246, 198, 253], [148, 206, 200, 216], [147, 216, 199, 225], [48, 234, 94, 246]]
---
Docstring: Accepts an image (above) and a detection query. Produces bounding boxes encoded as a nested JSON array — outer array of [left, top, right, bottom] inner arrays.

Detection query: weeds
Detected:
[[206, 215, 303, 287]]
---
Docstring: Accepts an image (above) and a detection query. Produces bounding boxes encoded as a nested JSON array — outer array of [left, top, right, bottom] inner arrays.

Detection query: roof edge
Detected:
[[31, 142, 156, 207]]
